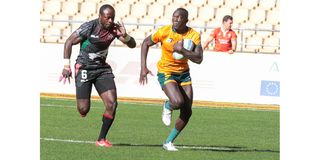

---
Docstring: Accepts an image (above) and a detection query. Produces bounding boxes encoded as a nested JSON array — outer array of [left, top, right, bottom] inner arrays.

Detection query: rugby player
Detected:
[[139, 8, 203, 151], [59, 4, 136, 147]]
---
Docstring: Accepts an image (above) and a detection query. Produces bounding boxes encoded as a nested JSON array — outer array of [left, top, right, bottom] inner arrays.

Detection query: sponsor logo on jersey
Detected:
[[80, 79, 88, 82], [218, 39, 229, 44], [166, 38, 173, 43], [88, 53, 99, 60], [90, 35, 99, 38], [88, 49, 109, 60]]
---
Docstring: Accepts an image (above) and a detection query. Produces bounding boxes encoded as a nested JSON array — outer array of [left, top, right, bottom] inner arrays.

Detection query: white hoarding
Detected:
[[40, 43, 279, 105]]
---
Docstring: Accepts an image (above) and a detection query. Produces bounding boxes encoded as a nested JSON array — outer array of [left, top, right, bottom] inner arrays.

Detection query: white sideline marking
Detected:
[[41, 137, 94, 144], [40, 137, 233, 150], [41, 104, 101, 109]]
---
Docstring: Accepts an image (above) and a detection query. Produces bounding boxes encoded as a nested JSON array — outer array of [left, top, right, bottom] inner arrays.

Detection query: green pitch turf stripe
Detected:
[[40, 92, 279, 110], [41, 137, 279, 153], [40, 137, 235, 151], [41, 101, 278, 112]]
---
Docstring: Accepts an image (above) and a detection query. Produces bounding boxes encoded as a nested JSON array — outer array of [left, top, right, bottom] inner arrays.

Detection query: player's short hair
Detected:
[[222, 15, 233, 22], [175, 8, 188, 19], [99, 4, 115, 15]]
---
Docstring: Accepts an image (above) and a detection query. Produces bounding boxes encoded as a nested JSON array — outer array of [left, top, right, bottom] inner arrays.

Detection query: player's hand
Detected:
[[114, 21, 127, 37], [228, 50, 234, 54], [59, 66, 72, 84], [173, 40, 184, 53], [203, 45, 209, 50], [139, 67, 154, 85]]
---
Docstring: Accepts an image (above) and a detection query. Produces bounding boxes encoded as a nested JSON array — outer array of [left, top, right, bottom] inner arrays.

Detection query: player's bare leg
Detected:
[[162, 83, 193, 151], [163, 82, 185, 109], [96, 89, 117, 147], [162, 82, 184, 126], [175, 84, 193, 131], [77, 99, 91, 117], [100, 89, 117, 117]]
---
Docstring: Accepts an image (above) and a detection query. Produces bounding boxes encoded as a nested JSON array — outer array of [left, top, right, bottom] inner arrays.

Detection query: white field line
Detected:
[[40, 137, 233, 150], [41, 104, 101, 109], [41, 137, 94, 144]]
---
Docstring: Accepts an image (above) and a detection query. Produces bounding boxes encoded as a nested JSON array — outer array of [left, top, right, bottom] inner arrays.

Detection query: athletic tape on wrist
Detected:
[[63, 59, 70, 68]]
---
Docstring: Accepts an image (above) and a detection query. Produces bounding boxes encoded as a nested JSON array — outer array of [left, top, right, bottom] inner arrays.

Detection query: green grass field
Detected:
[[40, 97, 279, 160]]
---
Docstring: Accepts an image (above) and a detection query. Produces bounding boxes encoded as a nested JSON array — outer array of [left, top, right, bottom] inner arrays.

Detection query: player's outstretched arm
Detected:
[[64, 32, 82, 59], [139, 35, 155, 85], [60, 32, 82, 84], [174, 41, 203, 64]]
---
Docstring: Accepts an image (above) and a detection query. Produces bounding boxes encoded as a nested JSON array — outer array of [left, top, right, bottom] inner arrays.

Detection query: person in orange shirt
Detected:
[[139, 8, 203, 151], [203, 15, 237, 54]]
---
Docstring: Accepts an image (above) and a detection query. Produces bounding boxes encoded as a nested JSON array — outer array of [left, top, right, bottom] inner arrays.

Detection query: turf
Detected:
[[40, 97, 279, 160]]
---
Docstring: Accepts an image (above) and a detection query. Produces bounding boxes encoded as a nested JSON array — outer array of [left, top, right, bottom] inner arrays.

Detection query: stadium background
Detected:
[[40, 0, 280, 159], [40, 0, 280, 54], [40, 0, 280, 108]]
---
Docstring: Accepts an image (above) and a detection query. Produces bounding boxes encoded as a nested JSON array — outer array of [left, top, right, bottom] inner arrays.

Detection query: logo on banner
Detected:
[[260, 80, 280, 97]]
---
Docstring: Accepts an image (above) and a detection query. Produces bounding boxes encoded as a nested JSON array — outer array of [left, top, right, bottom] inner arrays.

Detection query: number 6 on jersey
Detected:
[[81, 70, 87, 80]]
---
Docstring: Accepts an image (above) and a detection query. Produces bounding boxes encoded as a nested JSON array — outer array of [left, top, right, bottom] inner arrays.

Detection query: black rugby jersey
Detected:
[[75, 19, 119, 68]]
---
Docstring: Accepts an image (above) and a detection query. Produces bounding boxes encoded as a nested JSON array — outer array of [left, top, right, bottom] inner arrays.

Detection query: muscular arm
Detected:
[[60, 32, 82, 83], [114, 21, 136, 48], [180, 44, 203, 64], [64, 32, 82, 59], [118, 33, 136, 48], [174, 40, 203, 64], [139, 35, 156, 85], [141, 35, 156, 69]]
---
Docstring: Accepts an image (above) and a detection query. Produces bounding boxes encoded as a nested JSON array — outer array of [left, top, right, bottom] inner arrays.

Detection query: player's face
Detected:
[[172, 11, 188, 30], [223, 19, 233, 30], [99, 8, 115, 29]]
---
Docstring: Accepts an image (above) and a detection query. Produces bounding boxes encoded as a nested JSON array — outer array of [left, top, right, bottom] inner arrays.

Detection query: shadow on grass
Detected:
[[114, 143, 279, 153]]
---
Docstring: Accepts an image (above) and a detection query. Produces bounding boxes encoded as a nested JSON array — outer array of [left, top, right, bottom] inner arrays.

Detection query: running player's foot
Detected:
[[95, 139, 112, 147], [162, 100, 172, 126], [163, 142, 178, 151]]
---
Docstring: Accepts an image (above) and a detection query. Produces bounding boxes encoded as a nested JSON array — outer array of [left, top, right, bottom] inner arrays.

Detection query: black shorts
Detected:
[[75, 63, 116, 99]]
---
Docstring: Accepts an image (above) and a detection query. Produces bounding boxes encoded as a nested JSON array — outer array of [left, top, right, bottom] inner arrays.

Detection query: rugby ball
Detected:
[[173, 39, 195, 60]]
